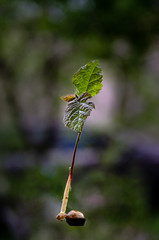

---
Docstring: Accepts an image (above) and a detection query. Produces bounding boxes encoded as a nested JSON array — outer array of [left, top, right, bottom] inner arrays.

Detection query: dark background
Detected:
[[0, 0, 159, 239]]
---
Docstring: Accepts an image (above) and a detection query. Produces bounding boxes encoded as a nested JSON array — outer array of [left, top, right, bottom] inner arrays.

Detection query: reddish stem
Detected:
[[58, 131, 82, 217], [70, 131, 82, 180]]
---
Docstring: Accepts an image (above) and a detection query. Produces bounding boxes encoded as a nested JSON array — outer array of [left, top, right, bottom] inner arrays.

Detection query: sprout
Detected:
[[56, 61, 103, 226], [56, 132, 86, 226]]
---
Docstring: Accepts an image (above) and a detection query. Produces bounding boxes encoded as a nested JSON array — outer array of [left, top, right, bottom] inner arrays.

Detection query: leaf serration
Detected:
[[72, 60, 103, 97]]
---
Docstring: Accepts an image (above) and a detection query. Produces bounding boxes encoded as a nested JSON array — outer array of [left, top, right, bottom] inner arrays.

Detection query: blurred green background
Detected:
[[0, 0, 159, 239]]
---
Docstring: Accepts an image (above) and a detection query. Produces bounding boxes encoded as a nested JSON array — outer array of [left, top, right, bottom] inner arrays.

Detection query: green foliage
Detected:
[[63, 92, 95, 132], [62, 60, 103, 132], [72, 60, 103, 97]]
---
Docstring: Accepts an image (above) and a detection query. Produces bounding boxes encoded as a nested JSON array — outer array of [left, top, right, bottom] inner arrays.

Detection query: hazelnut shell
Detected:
[[66, 217, 86, 226], [65, 210, 86, 226]]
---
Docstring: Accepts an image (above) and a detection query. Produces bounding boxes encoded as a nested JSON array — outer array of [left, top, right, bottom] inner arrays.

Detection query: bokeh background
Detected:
[[0, 0, 159, 239]]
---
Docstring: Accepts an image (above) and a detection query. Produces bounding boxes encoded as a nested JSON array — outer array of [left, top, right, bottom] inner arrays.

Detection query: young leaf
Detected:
[[63, 92, 95, 132], [60, 95, 76, 102], [72, 60, 103, 97]]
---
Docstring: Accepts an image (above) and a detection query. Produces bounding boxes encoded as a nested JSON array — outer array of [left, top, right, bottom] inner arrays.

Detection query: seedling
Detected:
[[56, 60, 103, 226]]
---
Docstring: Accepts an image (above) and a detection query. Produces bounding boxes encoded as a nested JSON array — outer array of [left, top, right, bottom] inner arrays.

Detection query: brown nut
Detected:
[[65, 210, 86, 226]]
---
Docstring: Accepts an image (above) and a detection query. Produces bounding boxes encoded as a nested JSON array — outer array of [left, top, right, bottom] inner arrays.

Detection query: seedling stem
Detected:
[[57, 130, 82, 219]]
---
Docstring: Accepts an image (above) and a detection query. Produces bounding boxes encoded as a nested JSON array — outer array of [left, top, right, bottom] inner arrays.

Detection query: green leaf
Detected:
[[72, 60, 103, 97], [63, 92, 95, 132]]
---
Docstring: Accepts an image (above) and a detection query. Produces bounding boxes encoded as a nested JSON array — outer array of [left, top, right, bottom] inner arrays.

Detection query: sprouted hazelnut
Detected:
[[56, 210, 86, 226], [56, 132, 86, 226], [57, 61, 103, 227]]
